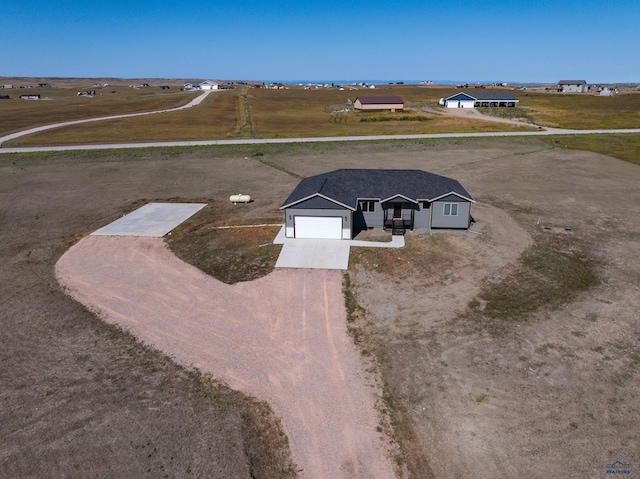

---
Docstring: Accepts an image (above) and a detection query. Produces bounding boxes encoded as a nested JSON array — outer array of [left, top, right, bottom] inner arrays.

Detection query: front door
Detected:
[[393, 204, 402, 219]]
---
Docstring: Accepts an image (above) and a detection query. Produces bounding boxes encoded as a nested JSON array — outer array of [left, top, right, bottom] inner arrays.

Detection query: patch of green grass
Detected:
[[585, 312, 599, 322], [165, 203, 282, 284], [540, 134, 640, 166], [343, 272, 359, 323], [478, 246, 599, 321], [359, 115, 430, 122], [475, 393, 488, 404], [476, 106, 534, 122], [520, 91, 640, 129]]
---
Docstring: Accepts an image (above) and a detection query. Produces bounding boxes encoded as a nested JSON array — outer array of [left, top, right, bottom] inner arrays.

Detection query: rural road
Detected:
[[0, 89, 212, 147], [56, 236, 397, 479], [2, 127, 640, 154]]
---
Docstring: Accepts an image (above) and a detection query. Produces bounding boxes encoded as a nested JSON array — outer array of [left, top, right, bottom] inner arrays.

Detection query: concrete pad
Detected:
[[273, 225, 287, 245], [92, 203, 206, 237], [275, 239, 350, 270]]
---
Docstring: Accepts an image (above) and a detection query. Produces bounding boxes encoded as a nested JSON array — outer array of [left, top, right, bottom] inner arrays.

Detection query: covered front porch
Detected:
[[383, 202, 415, 235]]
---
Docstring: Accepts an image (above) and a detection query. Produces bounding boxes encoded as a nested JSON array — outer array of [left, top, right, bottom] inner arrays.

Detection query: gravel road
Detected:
[[56, 235, 396, 479]]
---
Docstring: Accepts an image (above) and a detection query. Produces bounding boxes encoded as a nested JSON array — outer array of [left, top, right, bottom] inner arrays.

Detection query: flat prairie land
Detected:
[[2, 137, 639, 478], [247, 87, 531, 138], [0, 85, 199, 136], [518, 91, 640, 129], [7, 91, 243, 146]]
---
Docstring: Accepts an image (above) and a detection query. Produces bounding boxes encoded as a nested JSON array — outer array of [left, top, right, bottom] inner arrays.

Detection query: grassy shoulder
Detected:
[[165, 202, 282, 284], [540, 133, 640, 165], [194, 370, 299, 479]]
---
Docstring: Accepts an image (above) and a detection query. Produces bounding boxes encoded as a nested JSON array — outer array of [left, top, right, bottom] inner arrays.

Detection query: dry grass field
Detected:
[[247, 87, 530, 138], [3, 85, 537, 146], [3, 137, 639, 478], [7, 91, 243, 146], [518, 91, 640, 129], [0, 84, 199, 137], [4, 80, 640, 147]]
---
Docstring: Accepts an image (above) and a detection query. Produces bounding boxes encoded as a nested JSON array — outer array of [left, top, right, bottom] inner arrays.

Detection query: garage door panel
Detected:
[[294, 216, 342, 239]]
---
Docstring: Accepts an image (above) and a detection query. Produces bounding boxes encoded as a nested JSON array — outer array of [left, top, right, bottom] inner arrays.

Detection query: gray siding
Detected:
[[354, 201, 383, 230], [291, 196, 346, 209], [431, 201, 471, 228], [414, 202, 431, 229]]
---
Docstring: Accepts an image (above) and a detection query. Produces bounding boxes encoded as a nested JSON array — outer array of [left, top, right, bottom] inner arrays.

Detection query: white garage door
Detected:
[[294, 216, 342, 239]]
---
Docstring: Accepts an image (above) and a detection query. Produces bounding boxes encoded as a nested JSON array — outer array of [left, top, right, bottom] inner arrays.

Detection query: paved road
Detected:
[[0, 90, 211, 148]]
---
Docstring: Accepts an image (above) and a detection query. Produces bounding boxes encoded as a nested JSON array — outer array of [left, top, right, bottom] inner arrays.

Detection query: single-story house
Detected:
[[558, 80, 588, 93], [440, 91, 519, 108], [280, 169, 475, 239], [353, 96, 404, 112], [20, 94, 41, 100], [199, 80, 219, 90], [0, 95, 10, 100]]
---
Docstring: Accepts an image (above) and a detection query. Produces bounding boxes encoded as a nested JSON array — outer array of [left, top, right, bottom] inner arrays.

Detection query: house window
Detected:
[[443, 203, 458, 216], [359, 200, 376, 212]]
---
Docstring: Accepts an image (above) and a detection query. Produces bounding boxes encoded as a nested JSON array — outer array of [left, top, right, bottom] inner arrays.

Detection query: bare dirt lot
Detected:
[[2, 137, 639, 478]]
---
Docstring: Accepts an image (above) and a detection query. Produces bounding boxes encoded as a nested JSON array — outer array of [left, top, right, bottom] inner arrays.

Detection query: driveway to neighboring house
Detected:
[[56, 235, 397, 479], [0, 90, 212, 146]]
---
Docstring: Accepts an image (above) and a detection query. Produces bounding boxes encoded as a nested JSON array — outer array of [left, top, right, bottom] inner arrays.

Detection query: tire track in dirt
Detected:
[[55, 235, 396, 479]]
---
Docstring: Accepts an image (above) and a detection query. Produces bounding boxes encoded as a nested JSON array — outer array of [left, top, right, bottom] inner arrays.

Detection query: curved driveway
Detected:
[[56, 236, 396, 479]]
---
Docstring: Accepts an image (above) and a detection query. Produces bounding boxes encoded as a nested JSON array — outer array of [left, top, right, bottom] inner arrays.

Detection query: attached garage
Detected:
[[294, 216, 343, 239]]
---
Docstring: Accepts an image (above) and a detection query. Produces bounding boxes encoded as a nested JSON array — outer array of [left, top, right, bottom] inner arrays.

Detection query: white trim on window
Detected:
[[443, 203, 458, 216], [359, 200, 376, 212]]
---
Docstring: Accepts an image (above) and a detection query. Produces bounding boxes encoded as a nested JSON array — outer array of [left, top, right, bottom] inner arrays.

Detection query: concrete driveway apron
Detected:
[[275, 238, 350, 270]]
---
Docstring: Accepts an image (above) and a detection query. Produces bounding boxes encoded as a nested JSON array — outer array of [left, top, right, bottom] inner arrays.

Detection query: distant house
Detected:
[[20, 94, 41, 100], [159, 85, 170, 90], [0, 95, 10, 100], [2, 85, 14, 89], [558, 80, 588, 93], [199, 80, 219, 90], [353, 96, 404, 112], [38, 83, 52, 88], [440, 91, 519, 108], [280, 169, 475, 239]]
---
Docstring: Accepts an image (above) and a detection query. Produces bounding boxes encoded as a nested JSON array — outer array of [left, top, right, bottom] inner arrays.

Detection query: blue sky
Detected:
[[2, 0, 638, 82]]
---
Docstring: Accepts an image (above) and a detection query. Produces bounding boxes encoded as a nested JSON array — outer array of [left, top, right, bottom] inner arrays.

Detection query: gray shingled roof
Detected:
[[355, 96, 404, 104], [280, 169, 474, 210], [558, 80, 586, 85], [463, 91, 518, 101]]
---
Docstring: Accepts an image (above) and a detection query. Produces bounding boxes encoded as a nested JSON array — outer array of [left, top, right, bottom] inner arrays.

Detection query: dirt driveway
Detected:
[[56, 235, 396, 479]]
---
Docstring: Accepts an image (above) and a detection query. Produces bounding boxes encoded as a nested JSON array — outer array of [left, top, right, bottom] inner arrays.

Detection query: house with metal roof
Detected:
[[558, 80, 588, 93], [353, 96, 404, 112], [440, 91, 519, 108], [280, 169, 475, 239]]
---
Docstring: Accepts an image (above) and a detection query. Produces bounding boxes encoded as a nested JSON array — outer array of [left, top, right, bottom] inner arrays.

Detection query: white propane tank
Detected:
[[230, 194, 251, 204]]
